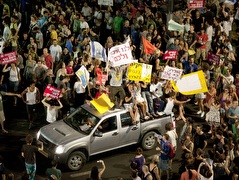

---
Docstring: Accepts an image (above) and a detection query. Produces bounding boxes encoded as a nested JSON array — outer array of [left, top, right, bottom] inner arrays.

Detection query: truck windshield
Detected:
[[63, 108, 100, 134]]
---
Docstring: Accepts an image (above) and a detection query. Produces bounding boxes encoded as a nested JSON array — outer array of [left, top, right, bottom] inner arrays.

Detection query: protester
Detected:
[[45, 160, 62, 180], [21, 134, 43, 180]]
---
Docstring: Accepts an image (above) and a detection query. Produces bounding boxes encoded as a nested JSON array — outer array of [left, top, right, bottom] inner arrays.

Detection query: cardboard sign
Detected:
[[161, 66, 183, 81], [43, 85, 62, 100], [207, 52, 220, 65], [76, 66, 89, 88], [0, 51, 17, 65], [108, 42, 134, 67], [163, 50, 178, 60], [189, 0, 204, 9], [127, 63, 152, 83], [98, 0, 113, 6], [96, 74, 108, 85], [171, 70, 208, 95], [90, 93, 114, 114]]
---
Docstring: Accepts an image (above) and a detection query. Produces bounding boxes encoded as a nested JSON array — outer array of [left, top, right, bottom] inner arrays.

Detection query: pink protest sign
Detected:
[[0, 52, 17, 65], [43, 85, 62, 100], [163, 50, 178, 60], [189, 0, 204, 9], [207, 52, 220, 65]]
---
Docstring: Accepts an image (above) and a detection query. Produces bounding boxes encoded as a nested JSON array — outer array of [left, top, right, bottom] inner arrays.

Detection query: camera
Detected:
[[154, 133, 162, 139]]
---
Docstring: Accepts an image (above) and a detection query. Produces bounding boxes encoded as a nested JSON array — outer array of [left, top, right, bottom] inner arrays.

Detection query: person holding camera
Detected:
[[88, 160, 106, 180]]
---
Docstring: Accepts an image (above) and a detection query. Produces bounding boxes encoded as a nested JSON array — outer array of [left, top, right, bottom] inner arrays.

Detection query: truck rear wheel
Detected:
[[67, 151, 86, 171], [141, 131, 157, 150]]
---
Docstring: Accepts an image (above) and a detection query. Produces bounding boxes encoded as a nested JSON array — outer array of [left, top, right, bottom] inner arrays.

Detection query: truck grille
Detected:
[[38, 134, 56, 154]]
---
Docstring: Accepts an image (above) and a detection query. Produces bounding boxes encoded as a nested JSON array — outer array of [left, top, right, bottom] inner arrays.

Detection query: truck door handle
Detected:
[[131, 127, 139, 131], [112, 132, 119, 136]]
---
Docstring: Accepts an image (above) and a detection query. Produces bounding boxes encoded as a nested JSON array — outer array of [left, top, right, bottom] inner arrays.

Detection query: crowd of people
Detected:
[[0, 0, 239, 179]]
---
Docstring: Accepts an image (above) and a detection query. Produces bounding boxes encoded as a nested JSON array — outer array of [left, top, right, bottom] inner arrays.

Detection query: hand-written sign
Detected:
[[96, 74, 108, 85], [189, 0, 204, 8], [207, 52, 220, 65], [108, 42, 134, 67], [161, 66, 183, 81], [0, 51, 17, 65], [43, 85, 62, 100], [98, 0, 113, 6], [127, 63, 152, 82], [76, 69, 87, 88], [163, 50, 178, 60]]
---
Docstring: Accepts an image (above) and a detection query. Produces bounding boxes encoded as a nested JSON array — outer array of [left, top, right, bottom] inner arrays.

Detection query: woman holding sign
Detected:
[[41, 96, 63, 123]]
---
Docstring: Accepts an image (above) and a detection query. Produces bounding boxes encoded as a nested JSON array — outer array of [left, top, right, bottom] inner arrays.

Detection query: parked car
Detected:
[[37, 104, 174, 171]]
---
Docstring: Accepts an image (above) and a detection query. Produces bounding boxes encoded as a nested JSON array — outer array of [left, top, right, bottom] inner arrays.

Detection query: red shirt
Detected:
[[196, 33, 208, 49]]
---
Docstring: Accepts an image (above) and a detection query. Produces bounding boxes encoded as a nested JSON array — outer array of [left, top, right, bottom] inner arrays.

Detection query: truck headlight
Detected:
[[36, 131, 40, 140], [55, 145, 65, 154]]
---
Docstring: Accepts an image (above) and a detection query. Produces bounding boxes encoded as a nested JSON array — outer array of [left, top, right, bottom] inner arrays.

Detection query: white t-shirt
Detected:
[[46, 106, 58, 123], [164, 99, 174, 115], [80, 21, 89, 30], [206, 25, 213, 42], [150, 82, 163, 99], [74, 81, 85, 94], [81, 6, 92, 18], [8, 67, 20, 82], [166, 130, 177, 148], [49, 45, 62, 62]]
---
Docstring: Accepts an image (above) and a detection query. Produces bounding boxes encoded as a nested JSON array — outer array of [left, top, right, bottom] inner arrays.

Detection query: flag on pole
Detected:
[[90, 41, 107, 62], [142, 36, 157, 54], [171, 70, 208, 95]]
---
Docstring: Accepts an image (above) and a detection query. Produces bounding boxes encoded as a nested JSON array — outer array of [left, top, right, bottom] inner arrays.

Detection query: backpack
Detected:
[[166, 142, 176, 159]]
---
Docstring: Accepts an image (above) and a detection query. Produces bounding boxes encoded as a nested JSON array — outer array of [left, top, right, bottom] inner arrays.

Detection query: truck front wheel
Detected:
[[141, 131, 157, 150], [67, 151, 86, 171]]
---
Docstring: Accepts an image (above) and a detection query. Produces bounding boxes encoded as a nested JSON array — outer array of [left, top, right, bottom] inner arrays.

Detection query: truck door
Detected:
[[119, 112, 140, 146], [90, 115, 119, 154]]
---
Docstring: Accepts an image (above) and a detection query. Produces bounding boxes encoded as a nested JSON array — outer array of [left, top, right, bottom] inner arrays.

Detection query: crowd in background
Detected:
[[0, 0, 239, 179]]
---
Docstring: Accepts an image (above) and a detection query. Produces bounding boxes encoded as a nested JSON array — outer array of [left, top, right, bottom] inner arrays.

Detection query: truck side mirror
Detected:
[[94, 130, 103, 137]]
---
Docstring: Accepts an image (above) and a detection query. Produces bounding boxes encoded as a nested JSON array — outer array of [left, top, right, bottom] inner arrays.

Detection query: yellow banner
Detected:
[[90, 93, 114, 114], [171, 70, 208, 95], [127, 63, 152, 83]]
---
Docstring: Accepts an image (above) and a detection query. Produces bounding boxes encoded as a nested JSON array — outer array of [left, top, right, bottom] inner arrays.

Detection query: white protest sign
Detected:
[[76, 66, 89, 88], [98, 0, 113, 6], [108, 42, 134, 67], [161, 66, 183, 81]]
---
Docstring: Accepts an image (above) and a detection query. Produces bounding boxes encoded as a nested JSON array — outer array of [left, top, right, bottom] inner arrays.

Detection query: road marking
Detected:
[[70, 168, 103, 178]]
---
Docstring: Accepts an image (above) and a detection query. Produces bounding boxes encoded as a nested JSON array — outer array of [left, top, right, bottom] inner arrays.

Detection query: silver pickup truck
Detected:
[[37, 104, 174, 171]]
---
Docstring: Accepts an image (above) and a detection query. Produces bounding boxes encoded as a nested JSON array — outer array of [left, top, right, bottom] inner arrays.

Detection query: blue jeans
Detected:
[[141, 91, 154, 114], [25, 163, 36, 180], [9, 81, 19, 104]]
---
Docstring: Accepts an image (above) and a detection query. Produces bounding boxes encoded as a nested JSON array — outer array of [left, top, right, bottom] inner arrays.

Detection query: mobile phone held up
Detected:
[[154, 133, 162, 139]]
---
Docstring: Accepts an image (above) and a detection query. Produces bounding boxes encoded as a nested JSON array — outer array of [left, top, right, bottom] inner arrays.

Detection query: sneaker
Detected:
[[201, 111, 205, 117], [208, 130, 212, 134], [197, 110, 202, 114]]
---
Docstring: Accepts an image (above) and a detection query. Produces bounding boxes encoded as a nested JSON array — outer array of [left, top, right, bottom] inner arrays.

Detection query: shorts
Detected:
[[124, 103, 134, 111], [0, 111, 5, 122], [26, 104, 36, 115], [25, 163, 36, 180], [158, 159, 169, 171], [195, 93, 206, 99]]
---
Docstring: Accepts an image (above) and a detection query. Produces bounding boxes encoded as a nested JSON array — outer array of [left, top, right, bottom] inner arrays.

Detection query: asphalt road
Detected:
[[0, 100, 211, 180]]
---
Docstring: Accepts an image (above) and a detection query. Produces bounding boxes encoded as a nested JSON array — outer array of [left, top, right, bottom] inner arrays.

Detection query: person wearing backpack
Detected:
[[156, 133, 171, 180], [165, 122, 178, 172]]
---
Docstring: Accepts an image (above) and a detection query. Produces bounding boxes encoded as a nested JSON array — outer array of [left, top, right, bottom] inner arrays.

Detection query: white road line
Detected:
[[70, 168, 103, 178]]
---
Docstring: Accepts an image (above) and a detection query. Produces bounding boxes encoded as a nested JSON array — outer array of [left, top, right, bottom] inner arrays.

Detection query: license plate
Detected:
[[39, 150, 48, 158]]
